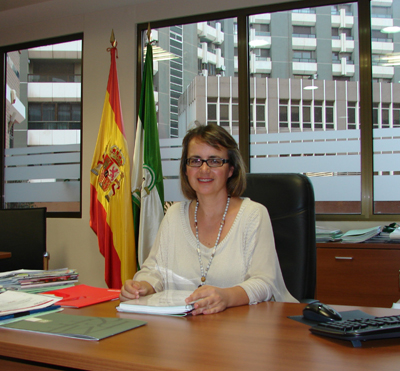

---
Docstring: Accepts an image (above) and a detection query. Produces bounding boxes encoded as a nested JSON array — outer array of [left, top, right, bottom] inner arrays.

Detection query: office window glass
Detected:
[[145, 17, 237, 202], [372, 3, 400, 214], [3, 37, 82, 215], [137, 0, 398, 219], [249, 3, 361, 214]]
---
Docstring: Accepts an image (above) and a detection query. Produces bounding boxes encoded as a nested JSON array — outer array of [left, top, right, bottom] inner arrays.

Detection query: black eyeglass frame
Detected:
[[186, 158, 230, 168]]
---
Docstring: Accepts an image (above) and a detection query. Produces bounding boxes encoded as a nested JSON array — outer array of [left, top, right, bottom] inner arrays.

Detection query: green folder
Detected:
[[0, 312, 146, 340]]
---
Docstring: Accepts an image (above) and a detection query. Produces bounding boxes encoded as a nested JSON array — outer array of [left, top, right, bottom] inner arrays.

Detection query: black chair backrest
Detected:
[[0, 208, 47, 272], [242, 173, 316, 301]]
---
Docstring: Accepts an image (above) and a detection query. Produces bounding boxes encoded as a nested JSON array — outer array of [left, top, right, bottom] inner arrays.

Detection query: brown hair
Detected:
[[180, 123, 247, 200]]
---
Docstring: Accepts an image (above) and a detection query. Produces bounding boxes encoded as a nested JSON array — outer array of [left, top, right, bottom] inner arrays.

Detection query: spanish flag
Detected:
[[90, 44, 135, 289]]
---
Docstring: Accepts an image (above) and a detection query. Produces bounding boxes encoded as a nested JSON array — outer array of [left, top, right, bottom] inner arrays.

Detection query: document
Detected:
[[0, 305, 63, 325], [0, 312, 146, 341], [316, 226, 343, 242], [0, 290, 62, 316], [116, 290, 195, 315], [0, 268, 78, 292], [42, 284, 120, 308], [341, 226, 382, 243]]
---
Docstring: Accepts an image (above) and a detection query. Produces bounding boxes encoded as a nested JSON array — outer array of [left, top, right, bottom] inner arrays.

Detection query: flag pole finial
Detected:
[[147, 23, 151, 43], [107, 29, 118, 58], [110, 29, 116, 47]]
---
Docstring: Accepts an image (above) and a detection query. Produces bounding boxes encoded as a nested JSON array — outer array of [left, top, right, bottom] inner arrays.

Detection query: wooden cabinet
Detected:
[[316, 242, 400, 308]]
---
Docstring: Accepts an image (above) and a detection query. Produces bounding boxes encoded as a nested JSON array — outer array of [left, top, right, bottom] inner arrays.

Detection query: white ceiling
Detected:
[[0, 0, 52, 12], [0, 0, 157, 30], [0, 0, 150, 13]]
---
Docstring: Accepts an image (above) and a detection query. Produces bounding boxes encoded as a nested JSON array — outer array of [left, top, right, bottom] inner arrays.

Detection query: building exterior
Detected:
[[5, 51, 26, 149], [152, 1, 400, 213], [152, 2, 400, 137], [4, 40, 82, 212]]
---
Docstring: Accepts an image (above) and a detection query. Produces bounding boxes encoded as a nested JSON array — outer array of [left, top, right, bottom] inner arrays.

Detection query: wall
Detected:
[[0, 0, 394, 288]]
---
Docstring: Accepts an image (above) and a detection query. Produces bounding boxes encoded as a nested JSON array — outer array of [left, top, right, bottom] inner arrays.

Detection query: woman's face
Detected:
[[185, 138, 234, 198]]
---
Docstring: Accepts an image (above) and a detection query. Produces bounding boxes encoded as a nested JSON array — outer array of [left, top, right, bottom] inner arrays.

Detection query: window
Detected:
[[293, 50, 315, 62], [335, 4, 352, 14], [291, 100, 300, 130], [371, 6, 391, 17], [254, 48, 270, 60], [28, 103, 81, 130], [253, 23, 270, 34], [314, 101, 323, 129], [232, 99, 239, 135], [279, 100, 289, 131], [207, 98, 217, 123], [341, 28, 352, 38], [393, 104, 400, 128], [326, 101, 334, 130], [347, 102, 357, 129], [250, 3, 361, 215], [303, 100, 312, 130], [2, 34, 82, 216], [220, 98, 230, 129], [293, 26, 315, 37], [137, 0, 398, 220], [371, 29, 389, 41], [371, 0, 400, 216]]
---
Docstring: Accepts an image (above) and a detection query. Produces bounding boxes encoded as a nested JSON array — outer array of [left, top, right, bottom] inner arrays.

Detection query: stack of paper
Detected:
[[390, 228, 400, 240], [117, 290, 195, 316], [341, 226, 382, 243], [0, 268, 78, 293], [316, 227, 343, 242], [0, 290, 62, 325]]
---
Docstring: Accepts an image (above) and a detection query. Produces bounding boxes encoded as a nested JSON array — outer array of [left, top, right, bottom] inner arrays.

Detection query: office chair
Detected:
[[0, 207, 49, 272], [242, 173, 316, 301]]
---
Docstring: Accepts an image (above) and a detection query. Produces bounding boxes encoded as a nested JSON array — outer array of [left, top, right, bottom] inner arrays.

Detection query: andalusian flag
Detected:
[[90, 44, 136, 288], [132, 42, 164, 267]]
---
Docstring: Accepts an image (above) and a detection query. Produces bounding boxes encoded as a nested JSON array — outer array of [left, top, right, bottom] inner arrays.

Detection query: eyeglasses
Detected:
[[186, 157, 229, 168]]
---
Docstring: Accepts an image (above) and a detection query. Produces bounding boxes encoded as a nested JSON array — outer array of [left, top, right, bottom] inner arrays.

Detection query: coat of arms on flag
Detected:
[[92, 144, 126, 201]]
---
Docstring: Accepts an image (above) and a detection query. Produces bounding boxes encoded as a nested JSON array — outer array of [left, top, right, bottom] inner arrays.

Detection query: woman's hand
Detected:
[[119, 280, 155, 302], [185, 285, 249, 315]]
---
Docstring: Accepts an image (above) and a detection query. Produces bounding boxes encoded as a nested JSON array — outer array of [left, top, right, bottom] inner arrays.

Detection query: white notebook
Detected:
[[116, 290, 195, 315]]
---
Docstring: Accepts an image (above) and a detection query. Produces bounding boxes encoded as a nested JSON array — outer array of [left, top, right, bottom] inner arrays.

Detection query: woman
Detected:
[[120, 123, 297, 315]]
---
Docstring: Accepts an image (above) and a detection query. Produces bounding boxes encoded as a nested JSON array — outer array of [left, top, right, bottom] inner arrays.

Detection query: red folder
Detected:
[[42, 284, 120, 308]]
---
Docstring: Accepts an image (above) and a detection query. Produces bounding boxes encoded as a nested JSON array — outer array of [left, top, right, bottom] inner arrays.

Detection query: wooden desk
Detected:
[[1, 301, 400, 371], [0, 252, 11, 260]]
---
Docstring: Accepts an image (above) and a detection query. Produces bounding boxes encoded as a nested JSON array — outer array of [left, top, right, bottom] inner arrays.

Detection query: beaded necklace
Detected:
[[194, 196, 231, 287]]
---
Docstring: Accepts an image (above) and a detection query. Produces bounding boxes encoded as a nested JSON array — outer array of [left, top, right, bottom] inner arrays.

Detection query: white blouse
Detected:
[[134, 198, 297, 304]]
